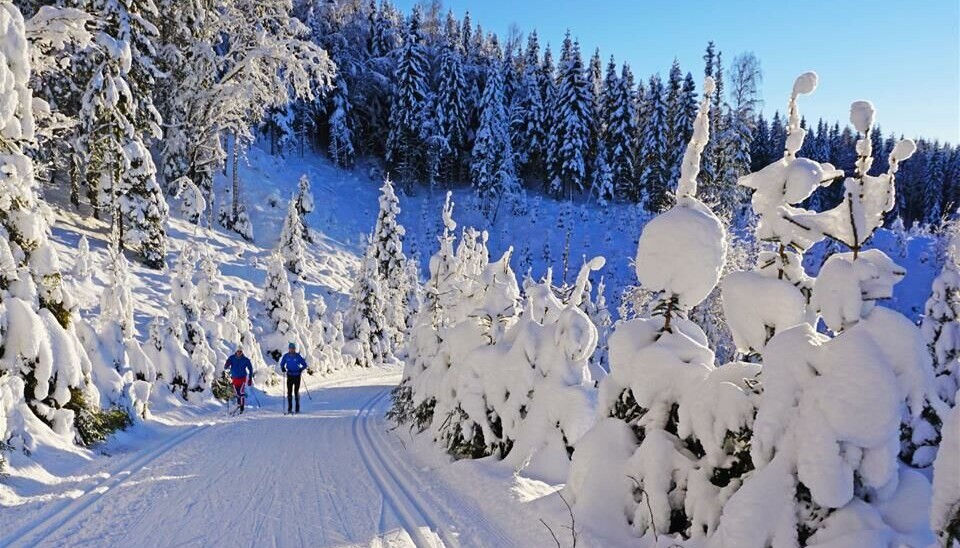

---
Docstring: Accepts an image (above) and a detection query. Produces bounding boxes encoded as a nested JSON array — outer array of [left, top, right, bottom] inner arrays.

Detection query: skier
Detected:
[[224, 347, 254, 413], [280, 342, 308, 414]]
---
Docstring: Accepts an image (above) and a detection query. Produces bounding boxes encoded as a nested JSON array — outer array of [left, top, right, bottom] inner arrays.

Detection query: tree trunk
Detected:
[[232, 132, 240, 217]]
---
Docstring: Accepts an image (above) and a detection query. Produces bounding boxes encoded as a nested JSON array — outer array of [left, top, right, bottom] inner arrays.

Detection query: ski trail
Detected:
[[3, 423, 210, 548], [2, 374, 528, 547]]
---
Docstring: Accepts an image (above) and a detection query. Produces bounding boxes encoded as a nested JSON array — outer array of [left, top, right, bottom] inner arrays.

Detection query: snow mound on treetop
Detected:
[[635, 197, 726, 309], [722, 271, 806, 355]]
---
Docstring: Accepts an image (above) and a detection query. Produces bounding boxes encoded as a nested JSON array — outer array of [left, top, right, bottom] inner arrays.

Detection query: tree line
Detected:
[[286, 0, 957, 227]]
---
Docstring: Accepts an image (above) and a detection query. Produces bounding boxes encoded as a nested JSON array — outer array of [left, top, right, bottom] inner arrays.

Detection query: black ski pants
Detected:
[[286, 375, 302, 412]]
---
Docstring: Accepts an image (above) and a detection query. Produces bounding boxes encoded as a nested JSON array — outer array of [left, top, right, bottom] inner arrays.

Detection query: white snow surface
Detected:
[[0, 371, 564, 547]]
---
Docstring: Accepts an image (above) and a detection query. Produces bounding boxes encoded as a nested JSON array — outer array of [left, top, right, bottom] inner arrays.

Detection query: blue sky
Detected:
[[396, 0, 960, 144]]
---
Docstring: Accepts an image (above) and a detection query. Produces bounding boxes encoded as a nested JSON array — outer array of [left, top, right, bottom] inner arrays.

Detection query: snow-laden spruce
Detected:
[[921, 226, 960, 408], [278, 197, 307, 276], [0, 3, 120, 453], [710, 76, 942, 547], [931, 400, 960, 546], [78, 246, 157, 408], [566, 76, 763, 542], [345, 176, 415, 366], [263, 251, 310, 363], [391, 191, 604, 481]]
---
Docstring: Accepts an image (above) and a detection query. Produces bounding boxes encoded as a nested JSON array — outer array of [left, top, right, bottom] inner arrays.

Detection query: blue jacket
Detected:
[[225, 354, 254, 379], [280, 352, 308, 376]]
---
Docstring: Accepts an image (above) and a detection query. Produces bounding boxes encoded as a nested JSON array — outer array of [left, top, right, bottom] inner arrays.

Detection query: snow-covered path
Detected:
[[2, 373, 521, 548]]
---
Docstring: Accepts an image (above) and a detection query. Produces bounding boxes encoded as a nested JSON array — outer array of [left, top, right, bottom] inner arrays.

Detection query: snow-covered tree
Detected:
[[471, 61, 519, 219], [344, 251, 389, 367], [119, 140, 168, 268], [513, 31, 545, 181], [551, 35, 591, 199], [295, 174, 315, 241], [174, 176, 206, 224], [159, 0, 333, 235], [328, 76, 355, 167], [386, 6, 428, 186], [0, 2, 110, 451], [566, 77, 761, 542], [278, 198, 307, 276], [932, 402, 960, 547], [263, 252, 307, 362], [712, 74, 941, 547], [639, 74, 669, 211], [606, 62, 638, 201], [435, 33, 468, 182], [921, 227, 960, 407], [72, 235, 92, 282], [346, 176, 411, 364]]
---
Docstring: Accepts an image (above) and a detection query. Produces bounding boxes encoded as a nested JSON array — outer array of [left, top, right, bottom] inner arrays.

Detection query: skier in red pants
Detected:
[[224, 348, 254, 413]]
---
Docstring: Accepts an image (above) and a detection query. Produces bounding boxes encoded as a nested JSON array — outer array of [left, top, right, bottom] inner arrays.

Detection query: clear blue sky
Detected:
[[397, 0, 960, 144]]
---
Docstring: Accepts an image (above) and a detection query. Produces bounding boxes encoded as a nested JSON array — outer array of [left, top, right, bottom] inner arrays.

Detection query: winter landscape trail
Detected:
[[1, 372, 521, 548]]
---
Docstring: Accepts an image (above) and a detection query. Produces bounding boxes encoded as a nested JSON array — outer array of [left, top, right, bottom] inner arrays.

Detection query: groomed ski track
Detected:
[[1, 372, 522, 548]]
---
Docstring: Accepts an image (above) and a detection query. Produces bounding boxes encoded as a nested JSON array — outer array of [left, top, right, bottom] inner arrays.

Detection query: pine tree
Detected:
[[386, 6, 428, 186], [119, 141, 168, 268], [925, 144, 947, 223], [750, 112, 770, 171], [295, 174, 315, 242], [921, 226, 960, 407], [587, 47, 604, 181], [665, 59, 687, 184], [278, 198, 307, 276], [328, 76, 355, 167], [606, 63, 638, 201], [513, 31, 546, 181], [471, 62, 519, 219], [73, 235, 92, 283], [639, 74, 669, 211], [435, 35, 468, 183], [553, 36, 591, 199], [699, 41, 719, 190], [345, 251, 389, 366], [263, 252, 303, 361], [345, 176, 412, 363], [542, 43, 561, 191]]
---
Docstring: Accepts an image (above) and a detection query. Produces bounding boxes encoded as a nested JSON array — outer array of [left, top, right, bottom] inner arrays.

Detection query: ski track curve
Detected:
[[2, 373, 524, 548], [351, 389, 449, 548], [358, 390, 516, 548]]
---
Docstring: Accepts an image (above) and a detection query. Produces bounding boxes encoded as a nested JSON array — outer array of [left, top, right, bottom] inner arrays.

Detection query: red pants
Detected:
[[231, 378, 248, 409]]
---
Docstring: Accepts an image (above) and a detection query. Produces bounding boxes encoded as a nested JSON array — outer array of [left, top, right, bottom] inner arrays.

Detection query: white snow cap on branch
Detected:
[[635, 76, 726, 310], [785, 72, 818, 157], [850, 100, 875, 134], [675, 76, 714, 199]]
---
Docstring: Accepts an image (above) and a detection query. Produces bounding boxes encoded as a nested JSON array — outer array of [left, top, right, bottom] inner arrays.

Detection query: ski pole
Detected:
[[302, 374, 312, 400]]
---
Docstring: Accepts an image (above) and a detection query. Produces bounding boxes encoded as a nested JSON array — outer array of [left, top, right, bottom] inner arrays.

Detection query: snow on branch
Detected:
[[675, 76, 715, 199]]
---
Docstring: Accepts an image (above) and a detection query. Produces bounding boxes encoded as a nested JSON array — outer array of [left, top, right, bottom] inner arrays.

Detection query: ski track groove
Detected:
[[352, 388, 448, 548], [366, 392, 518, 548], [2, 423, 210, 548]]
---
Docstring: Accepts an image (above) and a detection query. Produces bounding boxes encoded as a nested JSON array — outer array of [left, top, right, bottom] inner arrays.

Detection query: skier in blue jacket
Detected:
[[280, 342, 308, 414], [224, 348, 254, 413]]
